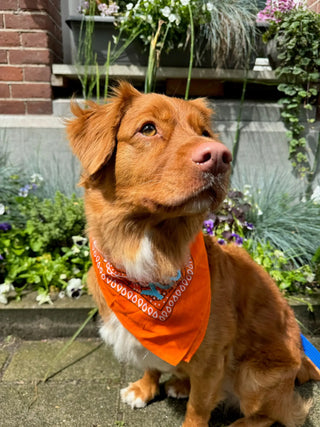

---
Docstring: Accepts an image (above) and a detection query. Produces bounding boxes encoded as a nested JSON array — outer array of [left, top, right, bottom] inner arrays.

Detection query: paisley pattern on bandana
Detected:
[[91, 241, 194, 322]]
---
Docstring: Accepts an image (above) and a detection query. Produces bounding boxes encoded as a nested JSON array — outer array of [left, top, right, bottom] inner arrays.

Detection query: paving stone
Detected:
[[2, 339, 120, 383], [0, 337, 319, 427]]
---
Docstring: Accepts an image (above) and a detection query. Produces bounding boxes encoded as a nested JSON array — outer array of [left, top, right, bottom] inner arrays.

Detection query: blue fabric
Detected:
[[301, 334, 320, 369]]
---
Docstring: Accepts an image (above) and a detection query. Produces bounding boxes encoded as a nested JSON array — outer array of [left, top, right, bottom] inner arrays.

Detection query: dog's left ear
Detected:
[[67, 82, 141, 176]]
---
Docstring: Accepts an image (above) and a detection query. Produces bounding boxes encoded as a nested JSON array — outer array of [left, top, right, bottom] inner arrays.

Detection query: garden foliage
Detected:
[[0, 164, 90, 304], [261, 1, 320, 178], [1, 157, 319, 304]]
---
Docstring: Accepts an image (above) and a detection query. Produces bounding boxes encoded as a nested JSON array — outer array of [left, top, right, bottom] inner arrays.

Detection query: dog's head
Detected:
[[67, 82, 231, 218]]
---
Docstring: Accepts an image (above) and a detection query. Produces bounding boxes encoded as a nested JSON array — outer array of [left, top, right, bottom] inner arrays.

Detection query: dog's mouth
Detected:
[[140, 175, 227, 216]]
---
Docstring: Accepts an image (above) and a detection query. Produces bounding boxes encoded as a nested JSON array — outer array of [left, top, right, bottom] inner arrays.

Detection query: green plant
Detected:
[[203, 186, 317, 294], [244, 239, 316, 294], [196, 0, 257, 68], [233, 171, 320, 267], [117, 0, 257, 67], [263, 5, 320, 178], [203, 180, 318, 294], [19, 192, 86, 253], [0, 190, 90, 301], [312, 246, 320, 284], [0, 156, 91, 304]]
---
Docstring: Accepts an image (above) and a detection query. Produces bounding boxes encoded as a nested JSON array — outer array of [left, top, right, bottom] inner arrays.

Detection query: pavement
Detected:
[[0, 293, 320, 427]]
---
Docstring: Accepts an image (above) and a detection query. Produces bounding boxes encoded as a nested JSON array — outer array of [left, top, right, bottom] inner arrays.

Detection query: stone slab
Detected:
[[0, 338, 319, 427]]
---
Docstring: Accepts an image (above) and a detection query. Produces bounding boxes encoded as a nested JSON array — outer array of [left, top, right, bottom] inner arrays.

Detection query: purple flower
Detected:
[[230, 233, 243, 246], [0, 222, 11, 232], [257, 0, 305, 23], [203, 219, 214, 236], [0, 254, 4, 261], [244, 221, 254, 231], [19, 182, 38, 197], [218, 239, 225, 245]]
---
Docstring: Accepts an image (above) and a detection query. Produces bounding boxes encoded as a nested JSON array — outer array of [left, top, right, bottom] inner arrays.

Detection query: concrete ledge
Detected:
[[1, 291, 319, 340], [0, 292, 98, 340], [52, 64, 278, 86]]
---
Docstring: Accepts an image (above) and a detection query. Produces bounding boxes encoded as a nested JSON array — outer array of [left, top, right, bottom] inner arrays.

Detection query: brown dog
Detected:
[[67, 82, 320, 427]]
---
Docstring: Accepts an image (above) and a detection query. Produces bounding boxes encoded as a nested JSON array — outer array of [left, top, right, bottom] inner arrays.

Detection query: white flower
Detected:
[[126, 3, 134, 10], [180, 0, 189, 5], [36, 291, 53, 305], [0, 283, 15, 305], [168, 13, 178, 23], [72, 235, 88, 246], [161, 6, 171, 18], [274, 250, 284, 259], [206, 1, 214, 12], [59, 273, 67, 280], [66, 278, 83, 299], [311, 185, 320, 204], [305, 272, 315, 283], [30, 173, 44, 184], [0, 203, 5, 215], [71, 245, 80, 254]]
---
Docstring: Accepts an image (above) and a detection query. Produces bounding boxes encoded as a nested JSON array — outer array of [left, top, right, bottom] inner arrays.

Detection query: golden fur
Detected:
[[67, 82, 320, 427]]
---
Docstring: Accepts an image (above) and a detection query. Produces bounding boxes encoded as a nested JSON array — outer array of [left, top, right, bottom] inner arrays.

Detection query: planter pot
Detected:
[[255, 22, 280, 70], [266, 38, 281, 69], [66, 15, 203, 67], [66, 15, 257, 69], [66, 15, 149, 66]]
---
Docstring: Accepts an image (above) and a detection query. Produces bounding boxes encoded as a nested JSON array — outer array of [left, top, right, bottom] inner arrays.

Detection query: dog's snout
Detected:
[[192, 142, 232, 174]]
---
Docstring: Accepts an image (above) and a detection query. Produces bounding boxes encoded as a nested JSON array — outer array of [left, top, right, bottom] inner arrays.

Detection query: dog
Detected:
[[67, 82, 320, 427]]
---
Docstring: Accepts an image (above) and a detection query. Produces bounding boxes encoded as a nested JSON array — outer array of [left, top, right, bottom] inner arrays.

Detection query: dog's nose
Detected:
[[192, 142, 232, 174]]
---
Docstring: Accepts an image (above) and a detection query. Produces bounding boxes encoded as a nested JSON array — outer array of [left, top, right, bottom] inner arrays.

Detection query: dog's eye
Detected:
[[202, 130, 211, 137], [140, 123, 157, 137]]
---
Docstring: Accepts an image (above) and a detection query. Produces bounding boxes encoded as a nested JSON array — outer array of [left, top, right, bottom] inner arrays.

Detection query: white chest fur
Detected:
[[99, 312, 174, 373]]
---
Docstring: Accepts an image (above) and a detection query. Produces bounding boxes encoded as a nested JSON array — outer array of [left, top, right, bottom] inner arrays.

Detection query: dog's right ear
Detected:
[[66, 82, 141, 176]]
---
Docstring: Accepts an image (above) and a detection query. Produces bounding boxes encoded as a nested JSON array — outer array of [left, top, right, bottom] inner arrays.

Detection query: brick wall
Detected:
[[0, 0, 62, 114]]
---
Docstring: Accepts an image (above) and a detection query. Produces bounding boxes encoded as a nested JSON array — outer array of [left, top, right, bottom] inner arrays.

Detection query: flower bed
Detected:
[[0, 160, 90, 305], [1, 151, 319, 306]]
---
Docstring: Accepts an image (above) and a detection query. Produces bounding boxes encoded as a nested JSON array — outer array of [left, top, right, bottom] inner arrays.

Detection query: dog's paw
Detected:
[[120, 379, 159, 409], [120, 384, 147, 408], [165, 376, 190, 399]]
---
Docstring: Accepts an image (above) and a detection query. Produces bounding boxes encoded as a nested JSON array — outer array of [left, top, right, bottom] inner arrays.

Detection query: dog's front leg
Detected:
[[120, 369, 161, 408], [182, 368, 225, 427]]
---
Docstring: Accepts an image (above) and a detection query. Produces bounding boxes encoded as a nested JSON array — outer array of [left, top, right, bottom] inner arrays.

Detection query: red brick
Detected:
[[21, 31, 48, 48], [0, 14, 4, 29], [0, 31, 20, 47], [19, 0, 48, 10], [24, 65, 50, 82], [5, 13, 52, 31], [1, 0, 18, 10], [0, 66, 23, 81], [0, 50, 8, 63], [9, 49, 51, 64], [0, 99, 25, 114], [0, 83, 10, 97], [11, 82, 51, 98], [26, 100, 52, 114], [45, 3, 61, 29], [19, 0, 62, 26]]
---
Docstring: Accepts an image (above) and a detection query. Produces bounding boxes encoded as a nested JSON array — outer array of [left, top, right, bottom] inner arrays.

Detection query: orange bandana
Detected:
[[90, 232, 211, 366]]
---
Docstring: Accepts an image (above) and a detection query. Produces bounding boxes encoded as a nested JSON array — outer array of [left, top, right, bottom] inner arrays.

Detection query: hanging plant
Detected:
[[262, 2, 320, 177]]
